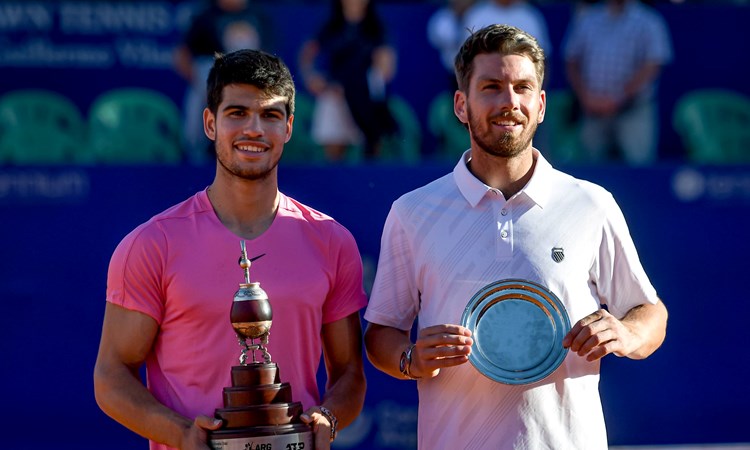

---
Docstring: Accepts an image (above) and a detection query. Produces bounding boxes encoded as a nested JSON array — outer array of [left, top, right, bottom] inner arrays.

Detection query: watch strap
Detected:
[[399, 343, 420, 380]]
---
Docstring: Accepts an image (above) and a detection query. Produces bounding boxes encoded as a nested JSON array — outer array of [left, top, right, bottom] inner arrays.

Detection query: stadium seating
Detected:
[[427, 91, 469, 161], [541, 89, 582, 164], [88, 88, 183, 164], [283, 92, 326, 163], [0, 89, 88, 164], [673, 88, 750, 164], [329, 94, 422, 164], [379, 95, 422, 164]]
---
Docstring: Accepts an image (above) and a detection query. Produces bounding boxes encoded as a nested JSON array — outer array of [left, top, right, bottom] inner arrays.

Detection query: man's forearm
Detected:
[[320, 366, 367, 429], [364, 324, 412, 380], [94, 364, 194, 447], [319, 312, 368, 429], [622, 300, 668, 360]]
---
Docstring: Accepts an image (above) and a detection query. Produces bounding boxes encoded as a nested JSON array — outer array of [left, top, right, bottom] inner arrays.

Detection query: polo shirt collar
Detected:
[[453, 148, 554, 208]]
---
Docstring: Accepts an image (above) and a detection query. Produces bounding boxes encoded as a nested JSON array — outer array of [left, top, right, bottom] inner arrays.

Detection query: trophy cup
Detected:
[[208, 241, 314, 449]]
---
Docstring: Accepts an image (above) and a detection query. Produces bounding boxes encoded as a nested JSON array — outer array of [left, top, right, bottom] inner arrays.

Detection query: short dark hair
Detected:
[[454, 24, 546, 92], [206, 49, 296, 117]]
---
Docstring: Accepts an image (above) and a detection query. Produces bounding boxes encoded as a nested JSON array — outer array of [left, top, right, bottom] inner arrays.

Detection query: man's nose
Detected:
[[498, 86, 520, 110], [242, 115, 264, 136]]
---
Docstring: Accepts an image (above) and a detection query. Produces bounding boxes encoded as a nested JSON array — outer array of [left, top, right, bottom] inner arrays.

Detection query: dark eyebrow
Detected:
[[517, 77, 538, 86], [263, 104, 286, 115], [477, 76, 539, 91], [221, 104, 248, 113], [221, 103, 286, 116]]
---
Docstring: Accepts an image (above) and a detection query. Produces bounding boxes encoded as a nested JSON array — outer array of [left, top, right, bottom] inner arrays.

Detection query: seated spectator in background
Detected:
[[174, 0, 272, 165], [426, 0, 476, 90], [462, 0, 552, 65], [298, 0, 397, 162], [563, 0, 672, 166]]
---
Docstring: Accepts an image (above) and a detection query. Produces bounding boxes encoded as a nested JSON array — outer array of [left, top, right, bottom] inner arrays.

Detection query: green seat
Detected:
[[283, 92, 326, 164], [427, 91, 469, 161], [541, 89, 582, 164], [673, 89, 750, 164], [88, 88, 183, 164], [0, 89, 88, 164], [379, 95, 422, 164], [287, 94, 421, 165]]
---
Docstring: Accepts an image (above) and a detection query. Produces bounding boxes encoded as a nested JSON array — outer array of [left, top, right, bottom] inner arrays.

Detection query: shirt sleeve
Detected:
[[106, 221, 167, 323], [590, 194, 659, 319], [643, 12, 673, 65], [364, 204, 421, 331], [322, 223, 368, 324]]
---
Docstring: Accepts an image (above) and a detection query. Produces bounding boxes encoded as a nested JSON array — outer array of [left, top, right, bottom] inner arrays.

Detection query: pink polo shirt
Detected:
[[106, 190, 367, 450]]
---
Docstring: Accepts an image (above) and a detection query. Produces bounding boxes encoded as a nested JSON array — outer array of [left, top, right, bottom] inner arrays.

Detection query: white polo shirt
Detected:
[[365, 149, 658, 450]]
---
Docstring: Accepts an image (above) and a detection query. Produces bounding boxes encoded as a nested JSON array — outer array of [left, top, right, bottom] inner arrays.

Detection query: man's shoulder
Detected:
[[125, 191, 208, 239], [278, 193, 355, 238], [402, 171, 454, 196], [280, 192, 332, 220], [148, 191, 208, 224], [549, 167, 614, 205], [392, 172, 455, 210]]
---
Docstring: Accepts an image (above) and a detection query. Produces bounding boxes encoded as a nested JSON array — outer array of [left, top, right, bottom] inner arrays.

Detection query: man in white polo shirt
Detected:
[[363, 24, 668, 450]]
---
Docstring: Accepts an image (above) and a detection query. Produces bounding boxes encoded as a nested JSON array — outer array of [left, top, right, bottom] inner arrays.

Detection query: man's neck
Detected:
[[206, 177, 280, 240], [468, 148, 536, 199]]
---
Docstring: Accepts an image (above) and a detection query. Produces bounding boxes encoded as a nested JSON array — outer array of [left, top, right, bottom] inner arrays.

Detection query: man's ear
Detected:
[[454, 90, 469, 125], [285, 114, 294, 143], [538, 89, 546, 124], [204, 107, 216, 140]]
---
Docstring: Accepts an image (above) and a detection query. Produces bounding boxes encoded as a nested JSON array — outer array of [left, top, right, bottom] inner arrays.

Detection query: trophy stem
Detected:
[[237, 335, 273, 365], [239, 241, 251, 284], [238, 336, 249, 365]]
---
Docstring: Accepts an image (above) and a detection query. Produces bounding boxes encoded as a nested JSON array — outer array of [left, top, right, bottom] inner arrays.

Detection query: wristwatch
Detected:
[[318, 405, 338, 442], [399, 343, 420, 380]]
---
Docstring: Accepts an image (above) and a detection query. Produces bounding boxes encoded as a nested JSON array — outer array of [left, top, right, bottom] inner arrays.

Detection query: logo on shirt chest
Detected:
[[239, 253, 266, 265], [551, 247, 565, 263]]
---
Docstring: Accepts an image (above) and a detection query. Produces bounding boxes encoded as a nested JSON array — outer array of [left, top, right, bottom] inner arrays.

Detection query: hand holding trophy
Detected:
[[209, 241, 315, 450]]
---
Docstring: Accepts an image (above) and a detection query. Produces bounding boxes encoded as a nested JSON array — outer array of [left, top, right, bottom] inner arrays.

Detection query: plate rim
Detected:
[[461, 279, 571, 385]]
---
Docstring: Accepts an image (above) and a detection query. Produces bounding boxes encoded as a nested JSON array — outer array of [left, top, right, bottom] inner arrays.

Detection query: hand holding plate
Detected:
[[563, 308, 638, 362], [411, 324, 473, 378]]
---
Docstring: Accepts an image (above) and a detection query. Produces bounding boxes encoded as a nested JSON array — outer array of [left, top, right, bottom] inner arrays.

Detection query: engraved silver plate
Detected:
[[461, 279, 571, 385]]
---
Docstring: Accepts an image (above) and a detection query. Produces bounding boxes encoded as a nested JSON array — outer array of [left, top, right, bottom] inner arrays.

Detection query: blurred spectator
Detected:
[[298, 0, 397, 162], [563, 0, 673, 165], [426, 0, 476, 90], [462, 0, 552, 65], [174, 0, 272, 165]]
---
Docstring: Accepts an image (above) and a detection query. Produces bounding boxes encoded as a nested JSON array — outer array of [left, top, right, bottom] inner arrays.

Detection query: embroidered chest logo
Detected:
[[238, 253, 266, 266], [551, 247, 565, 263]]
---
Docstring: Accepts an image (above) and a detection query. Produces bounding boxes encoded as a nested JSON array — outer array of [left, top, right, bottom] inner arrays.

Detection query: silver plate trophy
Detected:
[[208, 241, 314, 449], [460, 279, 571, 385]]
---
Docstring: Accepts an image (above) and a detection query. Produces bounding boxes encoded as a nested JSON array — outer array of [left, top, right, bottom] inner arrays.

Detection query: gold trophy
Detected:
[[209, 241, 314, 449]]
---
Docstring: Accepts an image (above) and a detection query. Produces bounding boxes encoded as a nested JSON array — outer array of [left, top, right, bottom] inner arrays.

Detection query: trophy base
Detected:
[[209, 424, 313, 450]]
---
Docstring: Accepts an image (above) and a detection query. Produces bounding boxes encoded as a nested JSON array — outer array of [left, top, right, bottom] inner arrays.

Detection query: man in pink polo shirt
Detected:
[[364, 25, 668, 449], [94, 49, 367, 450]]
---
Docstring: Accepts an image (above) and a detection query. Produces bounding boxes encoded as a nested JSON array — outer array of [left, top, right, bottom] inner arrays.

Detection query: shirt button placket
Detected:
[[496, 204, 512, 257]]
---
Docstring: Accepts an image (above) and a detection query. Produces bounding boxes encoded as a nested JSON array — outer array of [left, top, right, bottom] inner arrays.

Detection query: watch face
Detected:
[[399, 351, 408, 374]]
